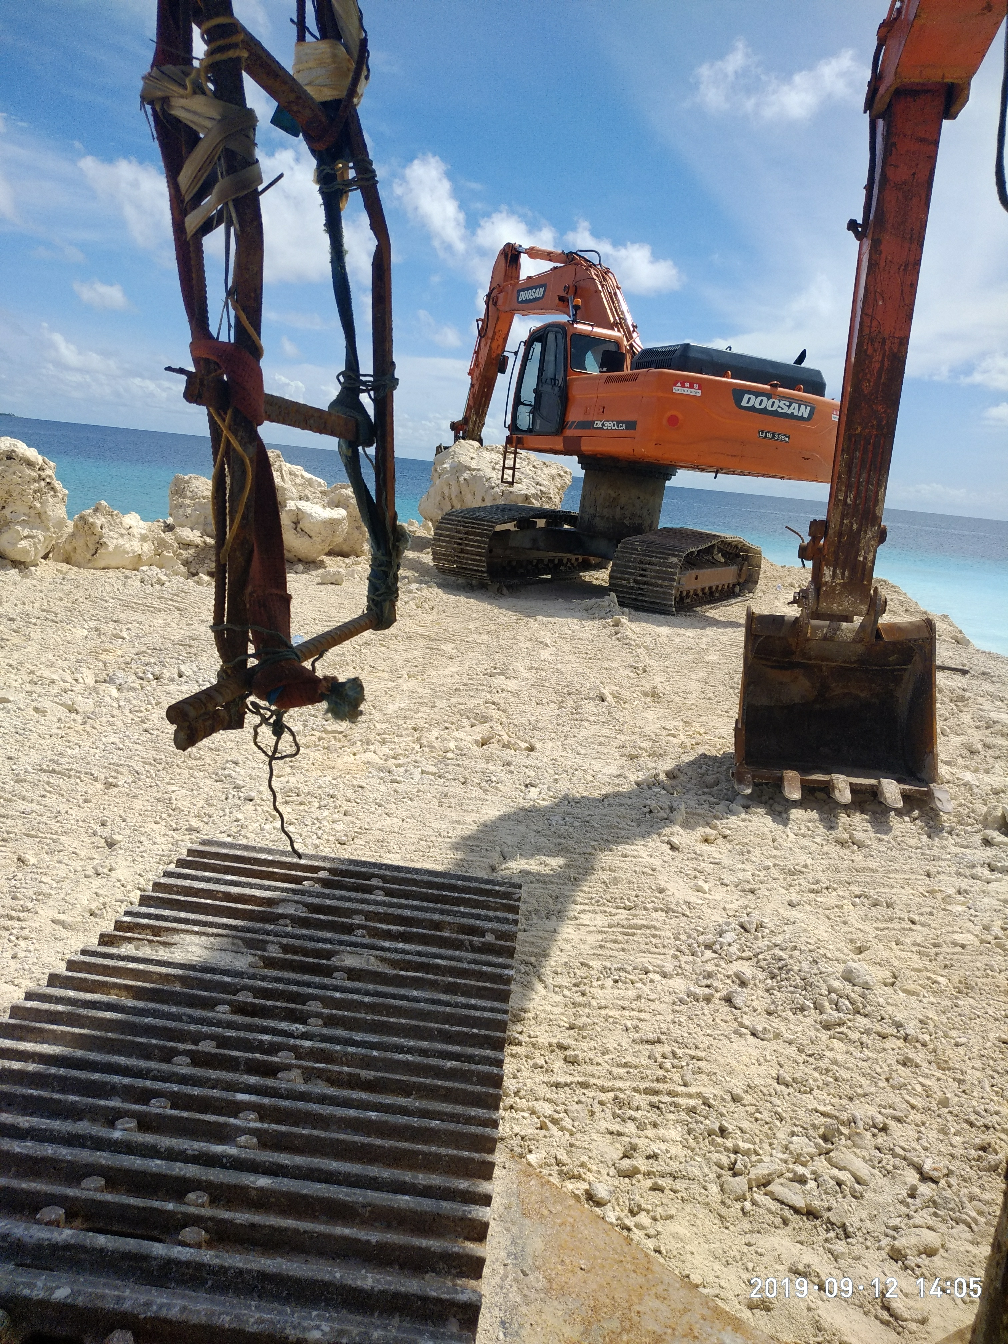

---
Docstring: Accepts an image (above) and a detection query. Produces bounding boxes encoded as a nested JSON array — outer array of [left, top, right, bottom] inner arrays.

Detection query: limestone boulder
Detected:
[[417, 440, 572, 527], [55, 501, 164, 571], [281, 500, 349, 562], [0, 437, 69, 564], [168, 473, 214, 537], [267, 450, 329, 507], [323, 483, 370, 556]]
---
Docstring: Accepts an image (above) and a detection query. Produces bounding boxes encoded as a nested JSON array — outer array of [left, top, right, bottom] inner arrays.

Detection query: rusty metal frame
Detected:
[[150, 0, 397, 747]]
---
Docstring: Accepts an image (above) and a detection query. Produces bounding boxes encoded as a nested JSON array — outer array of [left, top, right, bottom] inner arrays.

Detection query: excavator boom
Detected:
[[451, 245, 640, 444]]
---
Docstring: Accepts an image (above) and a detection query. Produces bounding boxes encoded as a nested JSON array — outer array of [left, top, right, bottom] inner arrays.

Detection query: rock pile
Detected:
[[0, 438, 69, 564], [417, 440, 572, 527]]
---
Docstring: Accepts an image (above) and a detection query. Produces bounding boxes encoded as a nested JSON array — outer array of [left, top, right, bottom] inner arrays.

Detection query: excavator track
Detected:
[[432, 505, 602, 582], [609, 528, 762, 615], [0, 838, 520, 1344]]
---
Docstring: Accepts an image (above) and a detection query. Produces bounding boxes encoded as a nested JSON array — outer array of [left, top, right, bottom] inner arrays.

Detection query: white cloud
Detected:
[[270, 372, 306, 401], [280, 334, 301, 358], [417, 309, 461, 349], [983, 402, 1008, 424], [563, 219, 680, 295], [393, 158, 677, 302], [0, 168, 15, 223], [694, 39, 865, 122], [964, 354, 1008, 393], [267, 309, 326, 330], [73, 279, 129, 311], [393, 154, 467, 258], [78, 156, 172, 253]]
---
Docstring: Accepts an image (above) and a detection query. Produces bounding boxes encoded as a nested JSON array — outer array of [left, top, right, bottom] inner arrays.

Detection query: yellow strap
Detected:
[[228, 292, 265, 360], [210, 407, 254, 564]]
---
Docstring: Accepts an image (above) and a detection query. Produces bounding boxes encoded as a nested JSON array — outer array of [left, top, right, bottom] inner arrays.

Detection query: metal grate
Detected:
[[0, 839, 521, 1344]]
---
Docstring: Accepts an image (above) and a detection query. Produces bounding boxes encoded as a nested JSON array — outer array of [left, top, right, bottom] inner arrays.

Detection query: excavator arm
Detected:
[[450, 244, 642, 443], [806, 0, 1006, 622], [735, 0, 1007, 807]]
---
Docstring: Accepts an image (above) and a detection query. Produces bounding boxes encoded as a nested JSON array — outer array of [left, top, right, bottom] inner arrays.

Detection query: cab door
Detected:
[[511, 326, 567, 434]]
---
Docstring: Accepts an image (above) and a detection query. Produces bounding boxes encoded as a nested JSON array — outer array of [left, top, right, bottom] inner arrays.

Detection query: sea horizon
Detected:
[[4, 412, 1006, 654]]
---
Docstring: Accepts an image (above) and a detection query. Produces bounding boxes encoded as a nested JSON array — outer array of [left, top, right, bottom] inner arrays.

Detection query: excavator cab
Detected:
[[512, 325, 567, 435]]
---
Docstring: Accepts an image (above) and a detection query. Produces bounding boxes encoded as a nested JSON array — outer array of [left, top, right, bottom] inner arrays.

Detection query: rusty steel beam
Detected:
[[811, 87, 946, 621], [262, 393, 359, 442]]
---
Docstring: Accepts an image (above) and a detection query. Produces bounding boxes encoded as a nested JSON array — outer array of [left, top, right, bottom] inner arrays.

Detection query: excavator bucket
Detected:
[[734, 609, 940, 806]]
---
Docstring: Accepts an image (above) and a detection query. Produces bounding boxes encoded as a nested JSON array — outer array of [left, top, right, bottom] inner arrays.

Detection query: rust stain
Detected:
[[478, 1157, 782, 1344]]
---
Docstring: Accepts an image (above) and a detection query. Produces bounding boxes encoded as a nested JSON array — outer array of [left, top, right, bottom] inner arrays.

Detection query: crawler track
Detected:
[[0, 838, 520, 1344], [432, 505, 601, 582], [609, 528, 762, 614]]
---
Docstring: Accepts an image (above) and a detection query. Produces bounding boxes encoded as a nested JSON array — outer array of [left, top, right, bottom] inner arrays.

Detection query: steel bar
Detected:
[[0, 840, 520, 1343]]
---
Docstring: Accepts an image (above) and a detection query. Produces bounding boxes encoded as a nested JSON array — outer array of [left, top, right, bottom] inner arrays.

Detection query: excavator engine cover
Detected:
[[735, 610, 938, 799], [631, 344, 827, 398]]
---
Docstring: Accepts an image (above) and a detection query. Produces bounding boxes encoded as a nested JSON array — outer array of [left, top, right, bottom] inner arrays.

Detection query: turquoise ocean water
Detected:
[[4, 413, 1006, 655]]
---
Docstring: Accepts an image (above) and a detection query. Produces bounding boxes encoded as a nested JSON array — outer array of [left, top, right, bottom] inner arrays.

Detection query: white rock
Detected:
[[56, 502, 161, 570], [766, 1179, 806, 1213], [168, 474, 214, 536], [888, 1229, 942, 1261], [841, 961, 876, 990], [280, 500, 349, 563], [828, 1150, 872, 1186], [722, 1175, 749, 1201], [323, 483, 370, 556], [587, 1181, 611, 1206], [417, 440, 572, 526], [266, 451, 329, 507], [981, 801, 1008, 834], [0, 437, 69, 564]]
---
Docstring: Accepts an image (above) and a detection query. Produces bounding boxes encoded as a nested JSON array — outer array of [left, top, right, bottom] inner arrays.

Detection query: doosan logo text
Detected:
[[732, 388, 815, 422], [516, 284, 547, 304]]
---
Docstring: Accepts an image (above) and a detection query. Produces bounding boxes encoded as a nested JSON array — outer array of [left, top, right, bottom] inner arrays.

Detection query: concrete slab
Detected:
[[477, 1156, 780, 1343]]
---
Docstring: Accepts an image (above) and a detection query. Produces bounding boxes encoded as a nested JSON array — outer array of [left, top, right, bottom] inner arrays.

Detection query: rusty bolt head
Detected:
[[172, 1054, 192, 1066], [178, 1225, 207, 1249], [184, 1190, 210, 1208], [80, 1176, 106, 1192], [235, 1134, 258, 1149], [237, 1110, 259, 1122], [35, 1205, 66, 1227], [149, 1097, 170, 1110], [114, 1118, 138, 1132]]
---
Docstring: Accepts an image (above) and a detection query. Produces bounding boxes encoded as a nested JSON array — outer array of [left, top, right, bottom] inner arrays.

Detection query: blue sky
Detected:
[[1, 3, 1006, 517]]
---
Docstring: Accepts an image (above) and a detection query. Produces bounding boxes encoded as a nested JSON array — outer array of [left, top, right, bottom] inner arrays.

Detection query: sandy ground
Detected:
[[1, 546, 1007, 1344]]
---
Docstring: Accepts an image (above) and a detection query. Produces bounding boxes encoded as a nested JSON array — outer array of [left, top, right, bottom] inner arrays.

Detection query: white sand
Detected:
[[1, 548, 1006, 1343]]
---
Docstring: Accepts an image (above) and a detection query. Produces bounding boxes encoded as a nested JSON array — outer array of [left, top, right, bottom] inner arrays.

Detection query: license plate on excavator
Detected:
[[734, 610, 939, 803]]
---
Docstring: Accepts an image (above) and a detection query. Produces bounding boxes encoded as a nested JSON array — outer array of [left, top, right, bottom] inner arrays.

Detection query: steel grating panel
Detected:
[[0, 839, 521, 1344]]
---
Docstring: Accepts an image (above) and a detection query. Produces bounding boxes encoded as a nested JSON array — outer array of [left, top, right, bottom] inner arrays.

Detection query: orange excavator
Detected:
[[432, 244, 840, 612], [735, 0, 1007, 811]]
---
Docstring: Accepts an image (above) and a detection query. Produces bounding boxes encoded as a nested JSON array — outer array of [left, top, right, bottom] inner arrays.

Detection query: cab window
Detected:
[[570, 334, 621, 373], [512, 326, 567, 435]]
